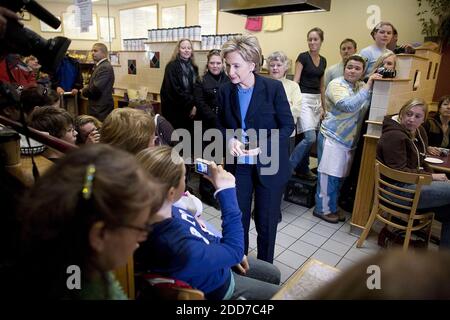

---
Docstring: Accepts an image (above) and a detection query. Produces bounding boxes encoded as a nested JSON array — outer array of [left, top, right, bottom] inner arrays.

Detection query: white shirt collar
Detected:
[[96, 58, 108, 66]]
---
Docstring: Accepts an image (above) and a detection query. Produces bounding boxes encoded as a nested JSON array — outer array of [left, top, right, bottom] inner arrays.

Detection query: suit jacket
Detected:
[[82, 59, 115, 120], [217, 74, 295, 187]]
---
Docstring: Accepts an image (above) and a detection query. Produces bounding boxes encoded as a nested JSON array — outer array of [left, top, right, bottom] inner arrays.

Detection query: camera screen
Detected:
[[196, 161, 208, 174]]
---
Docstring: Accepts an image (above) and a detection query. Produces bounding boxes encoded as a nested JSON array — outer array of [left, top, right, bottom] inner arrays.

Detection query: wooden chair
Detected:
[[357, 160, 435, 251]]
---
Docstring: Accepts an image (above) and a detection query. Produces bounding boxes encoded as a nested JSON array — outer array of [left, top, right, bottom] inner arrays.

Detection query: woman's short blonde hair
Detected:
[[100, 108, 155, 155], [398, 98, 428, 121], [221, 34, 262, 72], [136, 146, 185, 197]]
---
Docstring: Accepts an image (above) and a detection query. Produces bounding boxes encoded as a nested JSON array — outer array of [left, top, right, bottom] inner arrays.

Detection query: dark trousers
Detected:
[[235, 164, 283, 263]]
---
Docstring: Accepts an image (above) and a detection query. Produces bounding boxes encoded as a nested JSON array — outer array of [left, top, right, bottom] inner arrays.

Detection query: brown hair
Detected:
[[311, 249, 450, 299], [307, 27, 324, 42], [438, 95, 450, 114], [344, 54, 367, 71], [370, 21, 395, 40], [204, 49, 223, 75], [15, 144, 164, 299], [136, 146, 184, 197], [222, 34, 262, 73], [28, 106, 74, 139], [100, 108, 155, 154], [74, 115, 103, 144], [340, 38, 357, 50]]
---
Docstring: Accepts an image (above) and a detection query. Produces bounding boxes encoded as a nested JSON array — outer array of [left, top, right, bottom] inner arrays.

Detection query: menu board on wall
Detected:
[[119, 5, 157, 39], [161, 5, 186, 28], [63, 13, 98, 40], [199, 0, 217, 35]]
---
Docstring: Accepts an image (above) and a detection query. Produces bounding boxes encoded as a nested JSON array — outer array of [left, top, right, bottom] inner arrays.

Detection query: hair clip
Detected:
[[81, 164, 96, 200]]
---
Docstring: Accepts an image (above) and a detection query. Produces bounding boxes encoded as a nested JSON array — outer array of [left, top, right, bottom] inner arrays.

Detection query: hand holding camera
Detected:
[[195, 159, 235, 190], [376, 67, 396, 78], [86, 129, 100, 144]]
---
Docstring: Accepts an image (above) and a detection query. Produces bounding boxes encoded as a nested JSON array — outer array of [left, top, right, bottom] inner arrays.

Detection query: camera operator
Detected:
[[365, 51, 397, 82], [0, 6, 18, 38]]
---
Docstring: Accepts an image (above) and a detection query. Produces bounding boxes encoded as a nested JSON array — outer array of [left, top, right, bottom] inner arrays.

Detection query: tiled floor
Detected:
[[188, 167, 439, 287], [201, 202, 374, 284], [200, 200, 439, 285]]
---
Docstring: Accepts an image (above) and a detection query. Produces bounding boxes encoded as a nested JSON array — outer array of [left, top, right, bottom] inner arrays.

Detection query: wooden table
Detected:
[[272, 259, 340, 300], [427, 154, 450, 174]]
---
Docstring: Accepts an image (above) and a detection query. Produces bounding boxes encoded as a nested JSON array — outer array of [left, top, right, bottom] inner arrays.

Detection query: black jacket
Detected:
[[423, 112, 449, 148], [160, 58, 199, 130], [194, 71, 229, 129]]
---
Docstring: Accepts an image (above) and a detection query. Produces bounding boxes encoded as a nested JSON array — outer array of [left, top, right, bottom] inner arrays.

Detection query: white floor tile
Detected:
[[335, 258, 356, 271], [318, 220, 344, 230], [283, 203, 309, 216], [331, 230, 358, 246], [281, 201, 291, 210], [289, 239, 319, 258], [274, 244, 286, 258], [249, 219, 256, 230], [310, 224, 338, 238], [339, 222, 352, 233], [311, 248, 342, 267], [300, 231, 328, 247], [280, 224, 308, 239], [277, 221, 288, 231], [344, 248, 372, 263], [281, 212, 299, 223], [204, 206, 221, 217], [301, 210, 322, 222], [249, 228, 257, 236], [276, 249, 308, 269], [321, 239, 352, 256], [273, 261, 296, 284], [291, 217, 318, 230], [276, 232, 298, 248]]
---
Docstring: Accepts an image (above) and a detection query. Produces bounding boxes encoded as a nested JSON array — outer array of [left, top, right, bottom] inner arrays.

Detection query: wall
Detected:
[[32, 0, 426, 66], [24, 3, 121, 51]]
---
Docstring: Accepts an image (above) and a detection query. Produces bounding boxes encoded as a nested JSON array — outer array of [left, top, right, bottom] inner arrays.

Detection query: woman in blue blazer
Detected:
[[217, 35, 295, 263]]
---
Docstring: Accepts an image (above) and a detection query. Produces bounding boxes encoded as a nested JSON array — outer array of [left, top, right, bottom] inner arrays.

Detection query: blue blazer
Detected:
[[217, 74, 295, 187]]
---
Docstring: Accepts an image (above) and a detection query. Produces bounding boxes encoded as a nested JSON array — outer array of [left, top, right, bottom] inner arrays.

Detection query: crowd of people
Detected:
[[1, 8, 450, 300]]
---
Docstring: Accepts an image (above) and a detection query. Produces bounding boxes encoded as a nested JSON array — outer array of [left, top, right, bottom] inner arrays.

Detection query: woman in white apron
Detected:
[[314, 54, 381, 223]]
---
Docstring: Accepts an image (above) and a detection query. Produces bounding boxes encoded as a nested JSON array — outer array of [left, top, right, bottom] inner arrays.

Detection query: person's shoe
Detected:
[[313, 211, 339, 224], [295, 171, 317, 181]]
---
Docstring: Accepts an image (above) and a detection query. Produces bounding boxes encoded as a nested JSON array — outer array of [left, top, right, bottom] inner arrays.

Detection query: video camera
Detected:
[[0, 0, 71, 74]]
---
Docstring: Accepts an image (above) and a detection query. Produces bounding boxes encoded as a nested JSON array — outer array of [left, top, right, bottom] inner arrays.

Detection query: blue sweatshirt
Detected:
[[134, 188, 244, 300]]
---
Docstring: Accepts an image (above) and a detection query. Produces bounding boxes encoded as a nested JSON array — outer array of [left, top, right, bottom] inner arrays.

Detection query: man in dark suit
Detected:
[[81, 43, 114, 121]]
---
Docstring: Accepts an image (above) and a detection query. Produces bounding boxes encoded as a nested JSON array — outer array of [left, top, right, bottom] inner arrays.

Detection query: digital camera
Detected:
[[194, 158, 211, 176], [376, 67, 396, 79]]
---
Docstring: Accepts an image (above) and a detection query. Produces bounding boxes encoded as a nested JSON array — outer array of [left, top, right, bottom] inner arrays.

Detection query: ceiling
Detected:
[[41, 0, 140, 5]]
